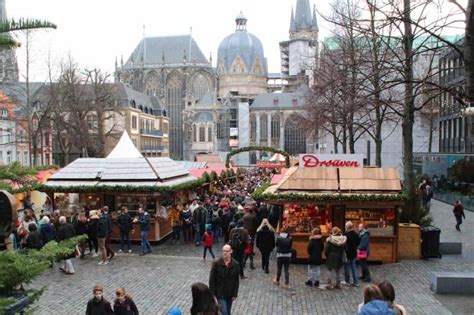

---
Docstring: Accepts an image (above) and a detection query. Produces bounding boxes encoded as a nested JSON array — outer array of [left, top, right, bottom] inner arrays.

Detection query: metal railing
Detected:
[[140, 129, 163, 136]]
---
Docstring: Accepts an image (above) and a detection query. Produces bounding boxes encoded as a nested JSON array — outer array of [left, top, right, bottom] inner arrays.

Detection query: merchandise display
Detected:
[[281, 204, 332, 234], [345, 209, 396, 235]]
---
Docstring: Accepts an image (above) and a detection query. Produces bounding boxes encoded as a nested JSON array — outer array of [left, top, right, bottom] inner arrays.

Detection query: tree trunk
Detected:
[[402, 0, 418, 217]]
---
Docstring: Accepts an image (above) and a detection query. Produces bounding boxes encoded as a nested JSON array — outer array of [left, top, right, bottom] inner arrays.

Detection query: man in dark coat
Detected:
[[209, 244, 240, 315], [57, 216, 75, 274], [229, 220, 249, 279], [97, 210, 109, 265], [102, 206, 115, 260], [344, 221, 360, 287], [134, 207, 152, 255], [117, 206, 133, 253], [242, 209, 258, 269], [192, 202, 207, 246], [25, 223, 42, 250]]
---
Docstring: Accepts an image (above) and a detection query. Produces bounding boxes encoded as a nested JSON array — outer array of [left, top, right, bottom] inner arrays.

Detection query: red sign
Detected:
[[299, 154, 363, 168]]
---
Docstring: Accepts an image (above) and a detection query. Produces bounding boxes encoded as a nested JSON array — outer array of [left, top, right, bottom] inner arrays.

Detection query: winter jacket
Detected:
[[229, 226, 249, 251], [358, 300, 395, 315], [209, 257, 240, 299], [103, 213, 113, 237], [57, 223, 75, 242], [181, 209, 193, 225], [192, 206, 207, 225], [113, 297, 139, 315], [88, 218, 99, 238], [74, 220, 88, 236], [97, 216, 109, 238], [203, 231, 215, 248], [344, 230, 360, 260], [25, 230, 42, 249], [40, 223, 56, 244], [256, 227, 275, 255], [86, 297, 113, 315], [244, 238, 254, 256], [358, 229, 371, 256], [453, 204, 466, 219], [307, 235, 324, 265], [242, 213, 258, 237], [276, 234, 293, 257], [137, 212, 150, 232], [118, 213, 133, 232], [324, 234, 347, 270]]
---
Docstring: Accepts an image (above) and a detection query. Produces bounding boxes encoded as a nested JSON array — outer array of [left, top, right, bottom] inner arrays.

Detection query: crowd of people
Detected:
[[10, 168, 409, 314]]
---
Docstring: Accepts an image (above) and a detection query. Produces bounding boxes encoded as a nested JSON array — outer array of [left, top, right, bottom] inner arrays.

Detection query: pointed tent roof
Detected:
[[107, 131, 143, 159]]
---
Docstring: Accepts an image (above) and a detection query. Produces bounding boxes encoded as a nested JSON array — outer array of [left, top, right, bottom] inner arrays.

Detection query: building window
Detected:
[[86, 115, 98, 130], [250, 114, 256, 142], [16, 151, 20, 162], [260, 114, 268, 142], [19, 129, 26, 142], [208, 126, 212, 142], [7, 129, 12, 143], [292, 98, 298, 106], [193, 125, 197, 142], [273, 98, 279, 106], [32, 119, 38, 131], [44, 133, 50, 146], [0, 109, 7, 117], [23, 151, 29, 166], [6, 151, 12, 164], [271, 114, 280, 139], [199, 126, 206, 142], [131, 115, 138, 129]]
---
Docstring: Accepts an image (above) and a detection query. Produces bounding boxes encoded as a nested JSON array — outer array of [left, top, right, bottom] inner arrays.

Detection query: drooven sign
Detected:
[[298, 154, 364, 168]]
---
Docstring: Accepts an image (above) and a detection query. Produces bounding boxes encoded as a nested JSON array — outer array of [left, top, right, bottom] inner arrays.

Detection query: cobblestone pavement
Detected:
[[31, 201, 474, 315]]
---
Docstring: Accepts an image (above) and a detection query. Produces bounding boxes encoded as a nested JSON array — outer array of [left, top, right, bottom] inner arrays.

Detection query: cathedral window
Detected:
[[260, 114, 268, 142], [193, 124, 197, 142], [192, 74, 211, 102], [271, 114, 280, 139], [250, 114, 256, 141], [207, 126, 212, 142], [199, 126, 206, 142], [253, 58, 262, 75]]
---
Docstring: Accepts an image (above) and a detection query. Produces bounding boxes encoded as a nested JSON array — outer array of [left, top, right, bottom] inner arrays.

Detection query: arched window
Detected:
[[199, 125, 206, 142], [166, 72, 184, 158], [192, 74, 211, 102], [260, 113, 268, 142], [250, 113, 256, 142], [193, 124, 197, 142], [145, 71, 160, 97], [284, 115, 306, 155], [207, 125, 212, 142], [271, 113, 280, 139]]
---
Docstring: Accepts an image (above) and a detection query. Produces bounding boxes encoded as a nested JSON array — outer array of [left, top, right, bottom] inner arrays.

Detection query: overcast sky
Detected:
[[8, 0, 466, 82]]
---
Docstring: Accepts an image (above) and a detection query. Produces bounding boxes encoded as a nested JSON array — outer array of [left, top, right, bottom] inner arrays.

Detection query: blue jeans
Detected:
[[120, 231, 131, 251], [217, 298, 233, 315], [307, 264, 320, 282], [140, 230, 152, 253], [194, 225, 201, 244], [344, 259, 359, 285]]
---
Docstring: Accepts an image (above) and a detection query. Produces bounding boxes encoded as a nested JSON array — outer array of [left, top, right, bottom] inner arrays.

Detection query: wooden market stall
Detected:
[[42, 132, 199, 242], [257, 166, 404, 263]]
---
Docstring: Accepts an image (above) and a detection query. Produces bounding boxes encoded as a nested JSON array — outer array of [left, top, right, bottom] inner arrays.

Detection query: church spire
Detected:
[[289, 6, 296, 33], [294, 0, 312, 31], [312, 4, 318, 31], [0, 0, 7, 21]]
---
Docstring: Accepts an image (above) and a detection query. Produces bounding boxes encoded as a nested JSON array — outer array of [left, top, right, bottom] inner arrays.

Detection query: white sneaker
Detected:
[[128, 250, 132, 253], [92, 253, 99, 257], [98, 261, 104, 265], [103, 261, 109, 265], [118, 249, 123, 253]]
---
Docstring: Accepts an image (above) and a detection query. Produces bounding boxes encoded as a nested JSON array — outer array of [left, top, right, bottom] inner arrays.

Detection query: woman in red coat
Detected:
[[202, 224, 215, 259]]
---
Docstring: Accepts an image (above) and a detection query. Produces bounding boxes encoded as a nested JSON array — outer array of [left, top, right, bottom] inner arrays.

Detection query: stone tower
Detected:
[[280, 0, 318, 91], [0, 0, 19, 82]]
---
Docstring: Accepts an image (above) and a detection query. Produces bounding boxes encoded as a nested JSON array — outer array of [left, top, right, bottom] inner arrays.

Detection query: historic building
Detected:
[[438, 38, 473, 153], [0, 0, 19, 83], [280, 0, 318, 92], [114, 35, 215, 160]]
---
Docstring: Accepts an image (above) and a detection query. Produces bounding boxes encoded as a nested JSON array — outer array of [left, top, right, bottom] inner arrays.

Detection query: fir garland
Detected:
[[226, 146, 291, 168], [252, 183, 406, 203]]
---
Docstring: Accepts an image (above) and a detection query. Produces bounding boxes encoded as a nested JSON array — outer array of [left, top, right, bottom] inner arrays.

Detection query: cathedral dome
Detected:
[[217, 13, 267, 75]]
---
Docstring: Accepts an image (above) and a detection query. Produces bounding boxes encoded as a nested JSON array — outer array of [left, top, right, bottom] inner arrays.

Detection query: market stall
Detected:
[[42, 132, 199, 242], [254, 161, 404, 263]]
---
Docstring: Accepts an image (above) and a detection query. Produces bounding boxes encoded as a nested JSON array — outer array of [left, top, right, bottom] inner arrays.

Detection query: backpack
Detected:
[[212, 209, 220, 224], [231, 228, 243, 250]]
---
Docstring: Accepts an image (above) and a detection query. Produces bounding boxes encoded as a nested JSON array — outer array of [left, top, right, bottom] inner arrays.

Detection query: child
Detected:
[[202, 224, 215, 260], [244, 235, 255, 269], [113, 287, 139, 315], [86, 285, 113, 315]]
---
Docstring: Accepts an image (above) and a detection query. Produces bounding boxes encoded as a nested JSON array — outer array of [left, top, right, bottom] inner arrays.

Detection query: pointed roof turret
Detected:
[[107, 131, 143, 159], [312, 4, 318, 31], [289, 6, 296, 33], [294, 0, 312, 31]]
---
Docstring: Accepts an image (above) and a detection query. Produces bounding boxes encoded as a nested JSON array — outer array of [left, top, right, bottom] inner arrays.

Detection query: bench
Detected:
[[439, 242, 462, 255], [430, 272, 474, 294]]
